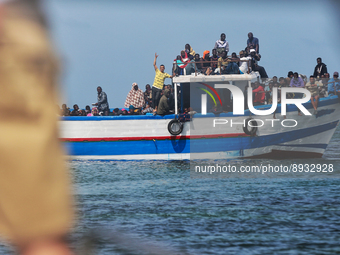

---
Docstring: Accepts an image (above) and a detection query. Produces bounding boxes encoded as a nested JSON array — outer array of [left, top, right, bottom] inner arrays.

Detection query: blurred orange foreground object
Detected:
[[0, 1, 74, 254]]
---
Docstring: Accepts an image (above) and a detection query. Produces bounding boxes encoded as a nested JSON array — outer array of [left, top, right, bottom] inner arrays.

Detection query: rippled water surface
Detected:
[[1, 127, 340, 254]]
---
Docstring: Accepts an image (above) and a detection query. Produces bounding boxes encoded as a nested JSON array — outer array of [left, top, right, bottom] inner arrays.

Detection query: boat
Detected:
[[60, 71, 340, 160]]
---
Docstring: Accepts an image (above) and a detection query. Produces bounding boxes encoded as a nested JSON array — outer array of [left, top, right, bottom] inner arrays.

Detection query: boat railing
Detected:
[[173, 58, 252, 77]]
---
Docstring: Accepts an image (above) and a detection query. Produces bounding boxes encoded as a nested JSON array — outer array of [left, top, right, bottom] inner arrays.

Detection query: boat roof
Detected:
[[173, 72, 259, 84]]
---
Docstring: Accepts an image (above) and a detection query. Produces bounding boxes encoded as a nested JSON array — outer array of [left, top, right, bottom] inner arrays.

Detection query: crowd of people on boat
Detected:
[[173, 32, 268, 79], [59, 82, 176, 117], [59, 33, 340, 117], [60, 52, 177, 117], [250, 57, 339, 115]]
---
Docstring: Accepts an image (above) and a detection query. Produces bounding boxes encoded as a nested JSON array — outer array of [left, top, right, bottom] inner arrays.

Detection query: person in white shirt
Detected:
[[239, 50, 251, 74], [214, 33, 229, 56]]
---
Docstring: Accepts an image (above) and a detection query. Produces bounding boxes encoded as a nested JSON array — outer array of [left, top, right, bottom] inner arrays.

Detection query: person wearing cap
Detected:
[[91, 107, 99, 116], [249, 49, 260, 64], [247, 32, 259, 53], [202, 50, 210, 60], [326, 72, 340, 96], [214, 33, 229, 57], [250, 49, 268, 79], [121, 108, 128, 115], [128, 105, 140, 115]]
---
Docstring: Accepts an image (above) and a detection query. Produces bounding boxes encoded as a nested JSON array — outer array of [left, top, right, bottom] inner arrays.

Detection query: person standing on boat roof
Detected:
[[313, 57, 328, 79], [94, 86, 109, 116], [152, 53, 174, 111], [214, 33, 229, 57], [247, 32, 259, 53]]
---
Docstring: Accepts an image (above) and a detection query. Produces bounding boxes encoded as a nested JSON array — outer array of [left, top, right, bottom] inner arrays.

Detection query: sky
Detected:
[[44, 0, 340, 109]]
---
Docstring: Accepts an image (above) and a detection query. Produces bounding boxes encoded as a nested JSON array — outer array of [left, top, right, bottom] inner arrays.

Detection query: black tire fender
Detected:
[[168, 119, 184, 135], [243, 118, 257, 136]]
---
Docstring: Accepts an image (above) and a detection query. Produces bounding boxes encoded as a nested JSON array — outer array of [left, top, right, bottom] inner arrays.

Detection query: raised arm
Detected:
[[153, 53, 158, 71]]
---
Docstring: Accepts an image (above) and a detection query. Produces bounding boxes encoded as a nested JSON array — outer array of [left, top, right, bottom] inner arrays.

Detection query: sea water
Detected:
[[1, 127, 340, 254]]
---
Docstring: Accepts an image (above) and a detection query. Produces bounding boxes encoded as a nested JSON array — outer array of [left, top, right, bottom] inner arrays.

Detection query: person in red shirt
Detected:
[[252, 82, 265, 105]]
